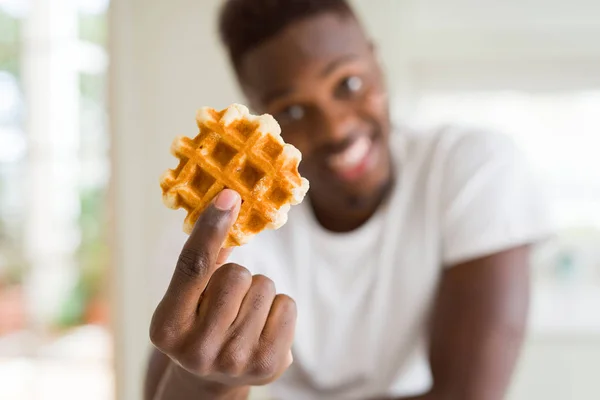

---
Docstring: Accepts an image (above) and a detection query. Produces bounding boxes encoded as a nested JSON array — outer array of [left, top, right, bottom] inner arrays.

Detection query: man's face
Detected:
[[237, 13, 392, 210]]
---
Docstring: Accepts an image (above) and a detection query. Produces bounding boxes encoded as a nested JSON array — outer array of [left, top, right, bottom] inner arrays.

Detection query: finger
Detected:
[[253, 295, 297, 380], [182, 189, 241, 277], [228, 275, 276, 341], [261, 295, 297, 344], [160, 190, 241, 323], [196, 263, 252, 336]]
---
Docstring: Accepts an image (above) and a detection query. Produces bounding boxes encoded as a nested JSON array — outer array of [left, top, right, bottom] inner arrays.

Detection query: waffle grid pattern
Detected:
[[160, 104, 309, 247]]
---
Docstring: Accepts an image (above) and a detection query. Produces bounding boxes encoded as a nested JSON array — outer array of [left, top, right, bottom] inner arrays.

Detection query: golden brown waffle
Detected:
[[160, 104, 310, 247]]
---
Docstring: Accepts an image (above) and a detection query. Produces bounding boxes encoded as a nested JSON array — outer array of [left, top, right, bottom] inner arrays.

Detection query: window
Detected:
[[0, 0, 112, 399]]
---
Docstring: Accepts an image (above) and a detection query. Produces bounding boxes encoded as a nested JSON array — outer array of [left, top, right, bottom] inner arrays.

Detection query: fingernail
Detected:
[[214, 189, 240, 211]]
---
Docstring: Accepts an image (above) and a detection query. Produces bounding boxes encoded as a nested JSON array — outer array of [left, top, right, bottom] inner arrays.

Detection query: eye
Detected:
[[338, 75, 363, 96], [277, 105, 305, 122]]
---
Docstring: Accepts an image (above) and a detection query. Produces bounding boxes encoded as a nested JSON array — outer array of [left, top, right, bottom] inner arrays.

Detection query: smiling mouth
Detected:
[[326, 135, 374, 181]]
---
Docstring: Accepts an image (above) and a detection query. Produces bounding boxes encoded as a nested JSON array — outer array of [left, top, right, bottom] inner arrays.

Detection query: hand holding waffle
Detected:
[[151, 105, 305, 396], [150, 189, 296, 394]]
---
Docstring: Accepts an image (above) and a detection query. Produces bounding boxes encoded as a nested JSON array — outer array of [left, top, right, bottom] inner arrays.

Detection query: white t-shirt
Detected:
[[153, 126, 550, 400]]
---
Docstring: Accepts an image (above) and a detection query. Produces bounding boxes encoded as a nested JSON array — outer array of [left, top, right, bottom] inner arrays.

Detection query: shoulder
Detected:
[[400, 124, 518, 162], [444, 126, 519, 163], [396, 124, 522, 181]]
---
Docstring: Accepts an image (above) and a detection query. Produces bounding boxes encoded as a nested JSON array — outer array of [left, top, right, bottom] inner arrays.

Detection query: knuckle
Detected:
[[177, 350, 200, 370], [252, 346, 278, 379], [218, 263, 252, 285], [177, 247, 210, 278], [175, 337, 218, 376], [252, 274, 276, 295], [249, 275, 275, 311], [149, 314, 179, 351], [275, 294, 297, 316], [178, 348, 214, 376], [149, 324, 170, 349], [218, 334, 250, 377]]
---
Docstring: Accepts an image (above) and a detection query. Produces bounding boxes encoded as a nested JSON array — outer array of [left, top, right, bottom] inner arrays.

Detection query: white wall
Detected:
[[510, 336, 600, 400], [109, 1, 600, 399]]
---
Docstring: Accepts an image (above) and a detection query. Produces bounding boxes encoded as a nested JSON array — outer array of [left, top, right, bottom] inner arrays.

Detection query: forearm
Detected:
[[154, 362, 250, 400]]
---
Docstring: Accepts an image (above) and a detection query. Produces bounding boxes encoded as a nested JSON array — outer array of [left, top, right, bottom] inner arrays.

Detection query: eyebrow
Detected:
[[262, 87, 295, 106], [261, 54, 360, 105], [320, 54, 359, 78]]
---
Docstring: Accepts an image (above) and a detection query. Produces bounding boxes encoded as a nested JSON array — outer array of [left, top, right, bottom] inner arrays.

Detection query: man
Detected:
[[146, 1, 548, 399]]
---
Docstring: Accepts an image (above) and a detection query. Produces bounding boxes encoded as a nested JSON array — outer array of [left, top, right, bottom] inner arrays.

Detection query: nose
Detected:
[[317, 101, 359, 147]]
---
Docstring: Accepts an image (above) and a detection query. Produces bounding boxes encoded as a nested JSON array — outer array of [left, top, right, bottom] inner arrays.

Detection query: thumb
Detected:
[[152, 189, 241, 335], [182, 189, 241, 270], [170, 189, 241, 298]]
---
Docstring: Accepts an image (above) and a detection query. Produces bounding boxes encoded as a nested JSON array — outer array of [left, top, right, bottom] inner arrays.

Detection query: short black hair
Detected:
[[219, 0, 355, 70]]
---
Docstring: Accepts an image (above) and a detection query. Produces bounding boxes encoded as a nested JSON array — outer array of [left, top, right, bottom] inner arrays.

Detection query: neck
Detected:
[[309, 179, 394, 233]]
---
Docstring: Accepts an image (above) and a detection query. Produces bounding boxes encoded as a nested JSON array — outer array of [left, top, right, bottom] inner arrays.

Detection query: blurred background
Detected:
[[1, 0, 599, 399], [0, 0, 111, 399]]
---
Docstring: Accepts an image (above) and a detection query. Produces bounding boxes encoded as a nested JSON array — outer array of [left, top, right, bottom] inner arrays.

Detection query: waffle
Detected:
[[160, 104, 310, 247]]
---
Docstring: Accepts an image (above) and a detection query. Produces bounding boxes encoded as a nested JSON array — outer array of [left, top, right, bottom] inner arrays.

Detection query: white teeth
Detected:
[[328, 136, 371, 170]]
